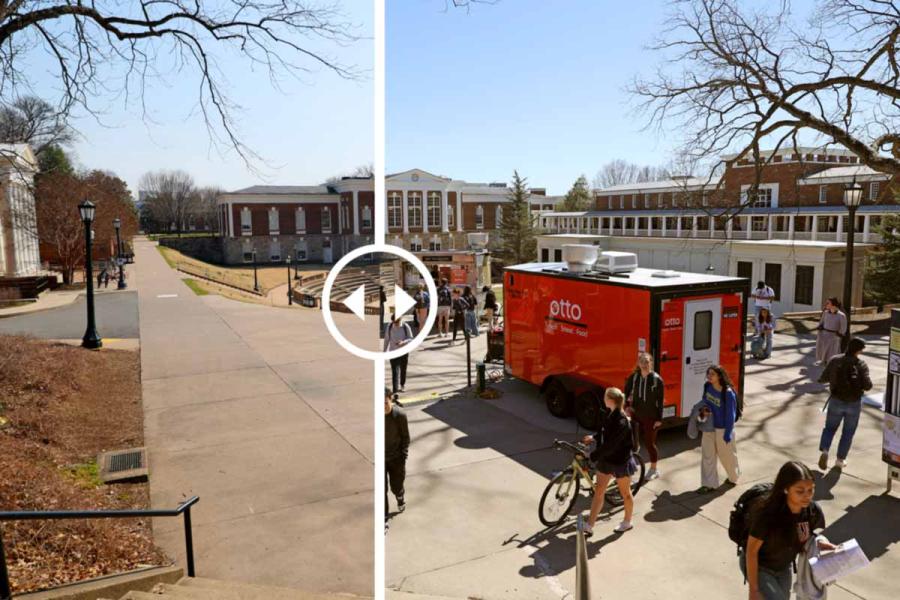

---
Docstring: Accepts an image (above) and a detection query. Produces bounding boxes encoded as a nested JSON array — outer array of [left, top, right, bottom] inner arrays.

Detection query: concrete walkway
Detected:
[[134, 237, 374, 597], [387, 331, 898, 599]]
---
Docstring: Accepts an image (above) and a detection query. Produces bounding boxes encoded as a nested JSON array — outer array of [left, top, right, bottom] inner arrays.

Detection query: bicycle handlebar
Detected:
[[553, 439, 589, 457]]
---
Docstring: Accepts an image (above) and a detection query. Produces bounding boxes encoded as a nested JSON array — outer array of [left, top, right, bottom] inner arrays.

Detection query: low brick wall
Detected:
[[158, 236, 223, 264]]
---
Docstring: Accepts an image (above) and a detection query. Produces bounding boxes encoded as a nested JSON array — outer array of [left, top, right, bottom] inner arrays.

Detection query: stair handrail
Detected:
[[0, 496, 199, 600]]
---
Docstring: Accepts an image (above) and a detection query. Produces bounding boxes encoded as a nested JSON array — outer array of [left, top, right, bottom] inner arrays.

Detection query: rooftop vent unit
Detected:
[[594, 251, 638, 274], [651, 270, 679, 278], [562, 244, 599, 273]]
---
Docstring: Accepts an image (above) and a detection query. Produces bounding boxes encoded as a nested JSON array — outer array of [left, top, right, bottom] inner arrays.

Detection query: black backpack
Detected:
[[734, 388, 744, 422], [728, 483, 772, 550], [438, 286, 452, 306], [832, 356, 864, 400]]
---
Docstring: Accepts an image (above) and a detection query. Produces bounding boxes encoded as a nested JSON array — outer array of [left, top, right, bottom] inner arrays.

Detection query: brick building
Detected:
[[216, 177, 374, 264], [385, 169, 562, 252]]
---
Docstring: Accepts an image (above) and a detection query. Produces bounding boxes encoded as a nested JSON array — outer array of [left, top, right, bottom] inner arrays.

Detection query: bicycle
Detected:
[[538, 439, 646, 527]]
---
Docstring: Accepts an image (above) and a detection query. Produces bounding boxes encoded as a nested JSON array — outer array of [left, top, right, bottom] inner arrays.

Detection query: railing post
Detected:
[[0, 525, 12, 600], [465, 330, 472, 387], [182, 507, 195, 577], [576, 514, 591, 600]]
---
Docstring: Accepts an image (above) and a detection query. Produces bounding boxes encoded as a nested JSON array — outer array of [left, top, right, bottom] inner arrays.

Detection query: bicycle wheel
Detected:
[[539, 469, 581, 527], [604, 454, 646, 507]]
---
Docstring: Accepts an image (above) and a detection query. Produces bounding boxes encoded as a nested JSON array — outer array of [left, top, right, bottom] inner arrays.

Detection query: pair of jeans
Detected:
[[739, 551, 792, 600], [819, 397, 862, 460], [385, 457, 406, 516], [464, 309, 479, 337], [390, 355, 408, 393]]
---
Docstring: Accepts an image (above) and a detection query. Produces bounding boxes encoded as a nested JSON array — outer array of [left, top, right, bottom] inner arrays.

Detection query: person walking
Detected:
[[385, 388, 410, 517], [754, 307, 776, 360], [413, 283, 430, 336], [451, 288, 469, 344], [97, 267, 105, 289], [741, 461, 836, 600], [436, 278, 452, 337], [624, 352, 664, 480], [817, 337, 872, 470], [695, 365, 741, 493], [581, 387, 636, 536], [384, 313, 413, 394], [462, 285, 479, 337], [751, 280, 775, 321], [815, 297, 847, 365], [482, 285, 499, 329]]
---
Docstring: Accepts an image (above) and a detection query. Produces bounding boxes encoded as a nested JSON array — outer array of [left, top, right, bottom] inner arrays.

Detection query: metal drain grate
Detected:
[[107, 450, 144, 473], [97, 447, 149, 483]]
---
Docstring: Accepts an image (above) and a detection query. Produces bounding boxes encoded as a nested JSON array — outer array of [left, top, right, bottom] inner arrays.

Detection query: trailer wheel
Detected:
[[575, 389, 606, 431], [543, 379, 573, 418]]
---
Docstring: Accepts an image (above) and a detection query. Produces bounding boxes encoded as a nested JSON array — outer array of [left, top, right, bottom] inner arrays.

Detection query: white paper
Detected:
[[809, 538, 870, 584]]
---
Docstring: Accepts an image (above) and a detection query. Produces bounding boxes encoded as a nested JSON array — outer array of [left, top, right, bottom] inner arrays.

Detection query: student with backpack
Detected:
[[462, 286, 479, 337], [817, 337, 872, 470], [624, 352, 664, 480], [580, 387, 637, 536], [384, 313, 414, 394], [730, 461, 836, 600], [413, 283, 430, 336], [753, 308, 775, 360], [436, 278, 452, 337], [482, 285, 499, 328], [694, 365, 741, 494], [451, 288, 469, 344]]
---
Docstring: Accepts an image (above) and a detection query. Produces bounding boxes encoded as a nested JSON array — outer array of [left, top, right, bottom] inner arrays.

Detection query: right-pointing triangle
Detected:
[[394, 285, 416, 318], [343, 284, 367, 320]]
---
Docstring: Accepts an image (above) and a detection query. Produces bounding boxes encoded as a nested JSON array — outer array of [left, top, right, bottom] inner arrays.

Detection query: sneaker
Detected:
[[646, 468, 660, 480], [399, 385, 405, 392], [397, 496, 406, 512], [835, 458, 846, 469], [614, 521, 633, 533], [696, 486, 714, 495], [818, 451, 829, 470]]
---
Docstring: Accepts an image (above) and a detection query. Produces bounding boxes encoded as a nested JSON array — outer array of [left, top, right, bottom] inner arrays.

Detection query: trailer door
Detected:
[[680, 298, 722, 416]]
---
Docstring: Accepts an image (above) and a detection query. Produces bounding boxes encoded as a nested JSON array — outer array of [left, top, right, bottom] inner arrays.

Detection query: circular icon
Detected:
[[321, 244, 438, 361]]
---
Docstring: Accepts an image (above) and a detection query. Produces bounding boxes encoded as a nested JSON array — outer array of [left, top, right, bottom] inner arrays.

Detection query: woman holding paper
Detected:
[[743, 461, 837, 599]]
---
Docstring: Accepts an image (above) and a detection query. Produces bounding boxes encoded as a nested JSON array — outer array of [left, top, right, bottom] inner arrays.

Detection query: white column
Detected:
[[709, 216, 715, 238], [745, 216, 752, 240], [811, 215, 818, 241], [227, 202, 234, 237], [676, 217, 682, 238], [726, 216, 733, 238], [661, 217, 667, 237], [787, 214, 795, 241], [456, 191, 463, 232], [767, 214, 774, 239], [441, 190, 449, 233], [862, 214, 871, 242], [691, 216, 698, 237], [836, 214, 843, 242], [402, 189, 409, 234], [352, 191, 360, 235], [634, 216, 639, 236], [422, 192, 429, 233], [648, 216, 654, 237]]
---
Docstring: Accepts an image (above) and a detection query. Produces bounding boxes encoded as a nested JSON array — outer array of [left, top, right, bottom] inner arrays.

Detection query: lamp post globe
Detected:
[[78, 200, 102, 349], [113, 218, 127, 290], [841, 181, 864, 350]]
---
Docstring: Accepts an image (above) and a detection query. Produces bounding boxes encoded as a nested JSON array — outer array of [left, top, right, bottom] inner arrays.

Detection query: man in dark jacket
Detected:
[[818, 337, 872, 470], [385, 388, 410, 517]]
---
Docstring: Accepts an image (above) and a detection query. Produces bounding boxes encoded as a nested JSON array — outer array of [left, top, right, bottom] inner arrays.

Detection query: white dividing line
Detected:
[[156, 294, 178, 298]]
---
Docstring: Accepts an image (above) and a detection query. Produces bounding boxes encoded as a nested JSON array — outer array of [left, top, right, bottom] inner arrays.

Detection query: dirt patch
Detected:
[[0, 335, 167, 594]]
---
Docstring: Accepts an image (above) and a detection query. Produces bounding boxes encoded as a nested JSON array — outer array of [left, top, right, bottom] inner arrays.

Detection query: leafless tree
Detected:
[[0, 1, 359, 169], [326, 163, 374, 185], [139, 170, 196, 234], [593, 159, 670, 190], [0, 96, 74, 156], [193, 186, 224, 232], [631, 0, 900, 177]]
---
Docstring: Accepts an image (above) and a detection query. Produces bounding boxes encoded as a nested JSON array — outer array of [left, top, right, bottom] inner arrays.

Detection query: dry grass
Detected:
[[0, 335, 167, 594]]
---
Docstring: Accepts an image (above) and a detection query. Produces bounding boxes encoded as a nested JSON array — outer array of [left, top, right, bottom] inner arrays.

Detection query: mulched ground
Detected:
[[0, 335, 167, 594]]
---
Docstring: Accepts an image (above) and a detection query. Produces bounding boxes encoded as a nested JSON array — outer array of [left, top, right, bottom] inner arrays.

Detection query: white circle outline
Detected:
[[321, 244, 438, 361]]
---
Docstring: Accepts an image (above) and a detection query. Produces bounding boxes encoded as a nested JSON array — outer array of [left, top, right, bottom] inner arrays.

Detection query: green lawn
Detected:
[[182, 278, 209, 296]]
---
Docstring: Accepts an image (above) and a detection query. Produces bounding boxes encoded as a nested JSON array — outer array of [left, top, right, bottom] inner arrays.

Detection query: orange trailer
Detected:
[[504, 257, 750, 428]]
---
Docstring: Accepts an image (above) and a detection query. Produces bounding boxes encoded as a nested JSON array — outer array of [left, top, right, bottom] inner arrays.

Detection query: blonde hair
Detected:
[[605, 387, 625, 409]]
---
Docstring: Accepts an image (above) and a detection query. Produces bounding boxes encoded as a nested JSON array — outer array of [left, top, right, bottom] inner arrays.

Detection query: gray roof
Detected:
[[227, 185, 334, 195]]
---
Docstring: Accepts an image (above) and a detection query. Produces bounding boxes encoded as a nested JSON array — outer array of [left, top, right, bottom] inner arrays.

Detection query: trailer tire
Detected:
[[575, 389, 606, 431], [543, 379, 573, 418]]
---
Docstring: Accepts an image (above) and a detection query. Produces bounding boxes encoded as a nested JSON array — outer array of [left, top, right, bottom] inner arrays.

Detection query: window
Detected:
[[795, 265, 814, 305], [749, 188, 773, 207], [737, 261, 752, 280], [631, 194, 637, 209], [644, 194, 650, 208], [269, 238, 281, 262], [495, 205, 503, 228], [241, 207, 252, 235], [672, 194, 678, 208], [702, 192, 709, 207], [619, 195, 624, 209], [388, 192, 402, 228], [295, 240, 308, 261], [541, 248, 549, 261], [295, 207, 306, 233], [362, 205, 372, 229], [427, 192, 441, 227], [475, 205, 484, 229], [268, 208, 279, 234], [321, 207, 332, 233], [447, 203, 455, 228], [429, 237, 441, 251], [752, 216, 768, 231], [764, 263, 782, 300], [870, 181, 880, 201], [693, 311, 713, 351], [658, 193, 664, 208], [242, 240, 253, 263], [408, 192, 422, 227], [410, 239, 422, 252], [553, 249, 563, 261], [607, 197, 612, 210], [818, 185, 827, 204]]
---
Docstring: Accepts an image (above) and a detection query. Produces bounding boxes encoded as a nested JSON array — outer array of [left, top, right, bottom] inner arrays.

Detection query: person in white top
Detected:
[[752, 280, 775, 321]]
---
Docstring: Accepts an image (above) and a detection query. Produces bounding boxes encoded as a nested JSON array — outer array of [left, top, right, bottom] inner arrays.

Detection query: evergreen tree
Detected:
[[561, 174, 592, 211], [37, 145, 73, 175], [866, 213, 900, 304], [496, 171, 537, 265]]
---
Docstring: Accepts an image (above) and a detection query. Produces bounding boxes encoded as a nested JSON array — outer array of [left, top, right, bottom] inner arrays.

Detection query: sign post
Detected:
[[883, 309, 900, 493]]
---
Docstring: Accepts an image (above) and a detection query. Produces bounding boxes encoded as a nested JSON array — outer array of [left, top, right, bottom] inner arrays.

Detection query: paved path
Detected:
[[387, 331, 898, 599], [0, 291, 139, 339], [134, 237, 374, 597]]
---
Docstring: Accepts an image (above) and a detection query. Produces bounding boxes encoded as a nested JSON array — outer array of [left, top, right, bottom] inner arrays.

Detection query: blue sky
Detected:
[[55, 1, 373, 196]]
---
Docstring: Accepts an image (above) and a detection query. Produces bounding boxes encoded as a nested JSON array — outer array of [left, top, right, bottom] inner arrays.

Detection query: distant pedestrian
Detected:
[[385, 388, 410, 517], [384, 313, 413, 394], [817, 337, 872, 470], [97, 268, 105, 289], [482, 285, 498, 329], [624, 352, 664, 480], [754, 308, 775, 360], [815, 297, 847, 365], [694, 365, 740, 493], [414, 283, 430, 335], [436, 278, 452, 337], [739, 461, 836, 600], [581, 387, 636, 536], [751, 281, 776, 321], [451, 288, 468, 344], [462, 285, 479, 337], [102, 268, 111, 288]]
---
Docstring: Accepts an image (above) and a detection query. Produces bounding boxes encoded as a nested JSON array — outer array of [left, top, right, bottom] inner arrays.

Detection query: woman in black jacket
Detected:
[[581, 387, 636, 536], [624, 352, 665, 480]]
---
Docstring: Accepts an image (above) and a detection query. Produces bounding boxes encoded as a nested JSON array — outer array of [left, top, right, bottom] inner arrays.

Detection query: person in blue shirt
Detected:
[[695, 365, 741, 494]]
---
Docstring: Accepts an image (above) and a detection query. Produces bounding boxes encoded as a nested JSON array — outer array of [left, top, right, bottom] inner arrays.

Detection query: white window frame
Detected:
[[631, 194, 637, 209], [295, 239, 308, 262], [657, 193, 664, 208], [241, 240, 253, 263], [427, 192, 441, 227], [644, 194, 650, 208], [447, 203, 455, 228], [475, 205, 484, 229], [241, 207, 252, 236], [321, 206, 332, 233], [869, 181, 880, 201], [607, 196, 612, 210], [268, 207, 280, 235], [362, 205, 372, 229], [495, 205, 503, 228], [269, 238, 281, 262], [388, 192, 402, 229], [619, 195, 624, 209], [741, 183, 779, 208], [410, 238, 422, 252], [429, 236, 441, 251], [818, 185, 827, 204], [408, 192, 422, 228], [702, 192, 709, 207], [295, 207, 306, 233]]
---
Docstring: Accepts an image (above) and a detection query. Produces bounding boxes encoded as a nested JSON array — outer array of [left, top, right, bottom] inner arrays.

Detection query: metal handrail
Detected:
[[0, 496, 199, 600]]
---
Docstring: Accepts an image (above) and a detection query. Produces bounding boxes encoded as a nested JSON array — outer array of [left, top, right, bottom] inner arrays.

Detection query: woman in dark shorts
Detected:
[[581, 387, 636, 536]]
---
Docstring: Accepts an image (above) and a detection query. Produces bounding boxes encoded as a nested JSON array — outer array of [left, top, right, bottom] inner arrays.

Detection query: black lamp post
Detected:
[[113, 217, 127, 290], [841, 180, 864, 350], [286, 255, 293, 305], [79, 200, 102, 349], [252, 249, 260, 293]]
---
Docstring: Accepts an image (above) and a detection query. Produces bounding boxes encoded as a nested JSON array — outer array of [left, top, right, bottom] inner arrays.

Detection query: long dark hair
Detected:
[[758, 308, 773, 324], [706, 364, 734, 391], [463, 285, 473, 298], [752, 461, 815, 544]]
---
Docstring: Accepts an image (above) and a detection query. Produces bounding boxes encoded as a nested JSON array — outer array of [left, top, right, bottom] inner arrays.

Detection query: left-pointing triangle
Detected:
[[343, 284, 367, 320]]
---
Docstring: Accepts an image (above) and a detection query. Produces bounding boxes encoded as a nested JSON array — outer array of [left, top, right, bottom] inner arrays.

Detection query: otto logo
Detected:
[[664, 317, 681, 327], [549, 299, 582, 321]]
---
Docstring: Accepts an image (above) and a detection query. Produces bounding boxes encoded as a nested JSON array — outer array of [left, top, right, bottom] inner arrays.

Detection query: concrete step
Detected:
[[172, 577, 370, 599]]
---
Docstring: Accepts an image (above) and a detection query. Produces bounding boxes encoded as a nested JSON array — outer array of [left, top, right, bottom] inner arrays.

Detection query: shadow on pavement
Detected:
[[644, 486, 728, 522], [824, 493, 900, 562], [812, 467, 843, 501]]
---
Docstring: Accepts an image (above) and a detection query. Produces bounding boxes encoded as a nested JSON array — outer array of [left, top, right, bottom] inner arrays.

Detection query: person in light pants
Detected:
[[696, 365, 741, 493]]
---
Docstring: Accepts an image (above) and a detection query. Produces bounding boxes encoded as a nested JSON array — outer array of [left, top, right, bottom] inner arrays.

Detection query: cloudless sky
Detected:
[[54, 1, 373, 196], [386, 0, 817, 195]]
